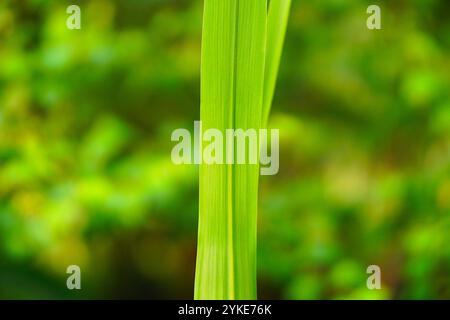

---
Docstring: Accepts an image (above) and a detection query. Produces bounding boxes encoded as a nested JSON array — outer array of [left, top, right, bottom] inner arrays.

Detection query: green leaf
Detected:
[[195, 0, 290, 300], [263, 0, 292, 126]]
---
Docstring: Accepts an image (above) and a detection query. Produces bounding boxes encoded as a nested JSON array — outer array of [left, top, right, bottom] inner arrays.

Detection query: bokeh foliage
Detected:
[[0, 0, 449, 299]]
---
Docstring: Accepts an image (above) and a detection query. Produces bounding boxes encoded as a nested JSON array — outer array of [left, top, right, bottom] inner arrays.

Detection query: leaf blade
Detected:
[[263, 0, 292, 126], [195, 0, 267, 300]]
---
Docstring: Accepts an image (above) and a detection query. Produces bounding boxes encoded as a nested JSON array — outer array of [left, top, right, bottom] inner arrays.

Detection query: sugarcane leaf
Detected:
[[263, 0, 292, 126], [195, 0, 267, 300]]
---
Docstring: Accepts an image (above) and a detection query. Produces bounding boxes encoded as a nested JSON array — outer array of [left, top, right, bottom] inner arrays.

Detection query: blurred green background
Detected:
[[0, 0, 449, 299]]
